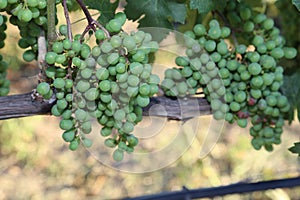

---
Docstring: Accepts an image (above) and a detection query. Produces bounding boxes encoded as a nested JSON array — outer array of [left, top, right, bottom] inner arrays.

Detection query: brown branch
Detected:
[[0, 93, 211, 120]]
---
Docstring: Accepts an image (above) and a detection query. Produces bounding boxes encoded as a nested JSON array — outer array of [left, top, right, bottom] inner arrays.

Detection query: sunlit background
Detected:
[[0, 2, 299, 200]]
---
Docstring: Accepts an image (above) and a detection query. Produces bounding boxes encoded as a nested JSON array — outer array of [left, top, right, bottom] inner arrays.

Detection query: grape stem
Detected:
[[75, 0, 110, 40], [62, 0, 73, 41], [214, 10, 238, 46]]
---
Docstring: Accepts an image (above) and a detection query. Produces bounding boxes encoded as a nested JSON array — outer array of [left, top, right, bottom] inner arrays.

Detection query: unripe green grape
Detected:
[[53, 78, 65, 89], [51, 105, 62, 116], [23, 50, 36, 62], [76, 80, 90, 93], [213, 110, 225, 120], [247, 52, 260, 63], [204, 40, 216, 52], [107, 19, 122, 33], [71, 40, 82, 53], [240, 7, 251, 20], [100, 92, 112, 103], [60, 119, 74, 130], [52, 41, 64, 54], [270, 47, 284, 59], [217, 40, 228, 55], [129, 62, 143, 75], [96, 68, 109, 80], [114, 109, 126, 121], [266, 95, 277, 107], [236, 44, 247, 54], [243, 21, 254, 32], [252, 35, 264, 46], [193, 24, 206, 36], [19, 9, 33, 22], [221, 27, 231, 38], [56, 91, 65, 100], [251, 76, 264, 89], [237, 119, 248, 128], [57, 98, 68, 110], [122, 121, 134, 133], [45, 52, 57, 65], [69, 140, 79, 151], [234, 91, 246, 103], [253, 13, 266, 24], [248, 63, 261, 75], [181, 66, 193, 77], [230, 101, 240, 112], [62, 129, 76, 142], [107, 52, 119, 65], [226, 60, 238, 71], [123, 35, 136, 52], [37, 82, 50, 95], [177, 82, 188, 95], [262, 73, 274, 86], [84, 88, 99, 101], [0, 0, 7, 9], [95, 29, 106, 41], [250, 89, 262, 99], [110, 35, 122, 48], [136, 95, 150, 107], [283, 47, 297, 59], [55, 54, 66, 64], [260, 55, 275, 69], [262, 18, 274, 30], [113, 149, 124, 161], [132, 50, 146, 62], [81, 137, 93, 148], [127, 74, 139, 87]]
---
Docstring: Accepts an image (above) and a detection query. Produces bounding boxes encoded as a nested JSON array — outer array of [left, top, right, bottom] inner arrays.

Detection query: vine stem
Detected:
[[62, 0, 73, 41], [47, 0, 57, 50], [75, 0, 110, 39]]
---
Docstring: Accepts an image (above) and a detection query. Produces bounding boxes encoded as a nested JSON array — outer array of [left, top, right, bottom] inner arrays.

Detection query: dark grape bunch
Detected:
[[36, 12, 160, 161], [162, 1, 297, 151], [0, 14, 9, 96]]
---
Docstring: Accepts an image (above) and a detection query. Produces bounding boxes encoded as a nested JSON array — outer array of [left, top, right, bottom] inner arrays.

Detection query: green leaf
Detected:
[[292, 0, 300, 11], [289, 142, 300, 156], [84, 0, 119, 25], [281, 70, 300, 122], [190, 0, 214, 13], [124, 0, 187, 28]]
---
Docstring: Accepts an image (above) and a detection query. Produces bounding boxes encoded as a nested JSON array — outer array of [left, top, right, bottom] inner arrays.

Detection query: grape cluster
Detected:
[[0, 0, 51, 62], [162, 1, 297, 151], [37, 13, 160, 161], [0, 14, 9, 96]]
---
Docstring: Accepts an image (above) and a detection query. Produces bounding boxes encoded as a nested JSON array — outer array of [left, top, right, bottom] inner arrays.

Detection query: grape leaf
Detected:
[[124, 0, 187, 28], [289, 142, 300, 156], [84, 0, 119, 24], [281, 70, 300, 122], [190, 0, 214, 13], [292, 0, 300, 11]]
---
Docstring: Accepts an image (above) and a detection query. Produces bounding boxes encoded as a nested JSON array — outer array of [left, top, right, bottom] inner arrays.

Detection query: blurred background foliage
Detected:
[[0, 1, 299, 199]]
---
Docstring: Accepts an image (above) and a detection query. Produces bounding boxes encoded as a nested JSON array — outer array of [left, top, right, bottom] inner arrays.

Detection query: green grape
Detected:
[[23, 49, 36, 62], [270, 47, 284, 59], [243, 21, 254, 32], [114, 109, 126, 121], [57, 99, 68, 110], [59, 25, 68, 36], [37, 82, 50, 95], [52, 41, 64, 54], [0, 0, 7, 9], [128, 74, 140, 87], [60, 119, 74, 131], [62, 129, 76, 142], [237, 119, 248, 128], [226, 60, 238, 71], [84, 88, 99, 101], [283, 47, 297, 59], [80, 68, 93, 79], [234, 91, 246, 103], [204, 40, 216, 52], [19, 9, 33, 22], [136, 95, 150, 107], [129, 62, 143, 75], [107, 19, 122, 33], [115, 12, 126, 25], [253, 13, 267, 24], [100, 92, 112, 103], [82, 138, 93, 148], [230, 101, 240, 112], [101, 127, 112, 137], [69, 140, 79, 151], [76, 80, 90, 93], [123, 35, 136, 51], [248, 63, 261, 75], [53, 78, 65, 89], [262, 18, 274, 30], [45, 52, 57, 64], [240, 7, 252, 20], [221, 27, 231, 38], [104, 138, 117, 148], [71, 40, 82, 53], [95, 29, 106, 41], [113, 149, 124, 161], [99, 80, 111, 92], [252, 35, 264, 46], [216, 40, 228, 55], [250, 89, 262, 99]]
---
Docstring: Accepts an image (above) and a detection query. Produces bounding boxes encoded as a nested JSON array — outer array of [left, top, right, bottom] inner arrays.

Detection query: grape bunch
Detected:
[[0, 0, 51, 62], [162, 1, 297, 151], [0, 14, 9, 96], [36, 12, 160, 161]]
